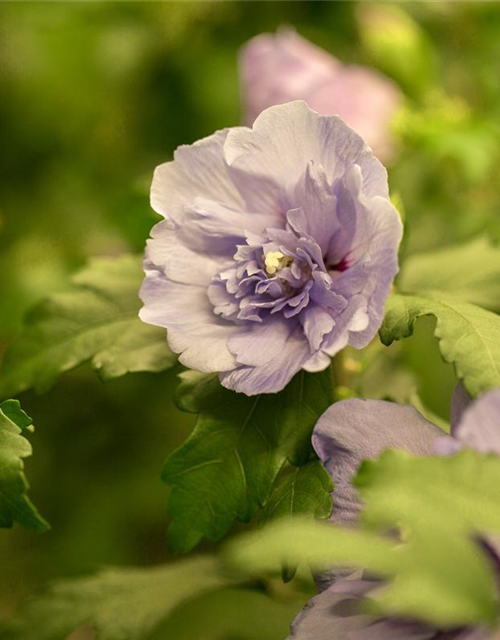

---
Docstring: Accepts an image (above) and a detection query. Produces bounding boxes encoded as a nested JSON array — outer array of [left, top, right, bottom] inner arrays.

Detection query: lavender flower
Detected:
[[288, 388, 500, 639], [139, 101, 402, 395], [240, 29, 402, 161]]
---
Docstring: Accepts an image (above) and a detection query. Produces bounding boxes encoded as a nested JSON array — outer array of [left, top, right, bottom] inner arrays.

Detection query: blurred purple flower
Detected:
[[140, 101, 402, 395], [288, 387, 500, 639], [240, 29, 402, 162]]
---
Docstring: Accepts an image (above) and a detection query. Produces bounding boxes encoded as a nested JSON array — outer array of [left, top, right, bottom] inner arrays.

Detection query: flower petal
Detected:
[[302, 350, 331, 373], [450, 382, 472, 435], [181, 197, 279, 255], [290, 161, 340, 253], [224, 101, 389, 216], [348, 621, 437, 640], [453, 388, 500, 455], [227, 316, 296, 367], [139, 265, 237, 372], [288, 573, 374, 640], [289, 572, 436, 640], [312, 399, 445, 525], [301, 306, 336, 352], [220, 327, 310, 395], [151, 129, 245, 225], [146, 220, 226, 285], [318, 293, 369, 360], [328, 165, 402, 349]]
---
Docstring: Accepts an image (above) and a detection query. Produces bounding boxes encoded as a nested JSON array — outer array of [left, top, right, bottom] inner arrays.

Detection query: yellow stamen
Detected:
[[264, 251, 292, 276]]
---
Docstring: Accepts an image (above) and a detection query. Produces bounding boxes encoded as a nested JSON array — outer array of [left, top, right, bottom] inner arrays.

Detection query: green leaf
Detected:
[[0, 400, 49, 532], [261, 460, 333, 526], [0, 255, 176, 398], [226, 518, 393, 583], [380, 292, 500, 397], [164, 369, 334, 554], [260, 459, 333, 583], [399, 238, 500, 311], [0, 556, 229, 640], [226, 449, 500, 628]]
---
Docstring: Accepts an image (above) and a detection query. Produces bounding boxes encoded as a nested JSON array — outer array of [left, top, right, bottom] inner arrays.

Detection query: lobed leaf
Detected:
[[380, 292, 500, 397], [260, 460, 333, 526], [164, 369, 334, 554], [0, 400, 49, 532], [0, 255, 175, 398]]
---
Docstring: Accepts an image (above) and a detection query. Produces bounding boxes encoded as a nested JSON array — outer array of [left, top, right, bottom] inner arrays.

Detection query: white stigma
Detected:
[[264, 251, 292, 276]]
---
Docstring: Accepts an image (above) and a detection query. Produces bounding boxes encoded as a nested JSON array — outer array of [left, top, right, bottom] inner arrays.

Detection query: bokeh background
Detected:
[[1, 0, 500, 631]]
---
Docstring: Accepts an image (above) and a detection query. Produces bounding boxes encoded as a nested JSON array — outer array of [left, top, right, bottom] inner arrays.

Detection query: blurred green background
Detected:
[[1, 0, 500, 629]]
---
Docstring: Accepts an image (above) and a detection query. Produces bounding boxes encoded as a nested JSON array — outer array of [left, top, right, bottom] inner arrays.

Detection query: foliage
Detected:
[[260, 460, 333, 526], [0, 255, 175, 398], [380, 293, 500, 397], [163, 370, 333, 553], [226, 449, 500, 628], [0, 400, 48, 533]]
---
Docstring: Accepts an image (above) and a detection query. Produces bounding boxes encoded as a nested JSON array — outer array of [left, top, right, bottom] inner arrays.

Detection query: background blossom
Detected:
[[240, 29, 402, 161], [140, 101, 402, 395]]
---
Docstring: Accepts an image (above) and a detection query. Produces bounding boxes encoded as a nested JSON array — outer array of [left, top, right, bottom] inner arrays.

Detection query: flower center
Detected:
[[264, 251, 293, 276]]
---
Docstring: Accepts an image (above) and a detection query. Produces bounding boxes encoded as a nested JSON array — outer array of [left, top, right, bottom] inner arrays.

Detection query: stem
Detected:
[[329, 349, 360, 399], [329, 350, 345, 391]]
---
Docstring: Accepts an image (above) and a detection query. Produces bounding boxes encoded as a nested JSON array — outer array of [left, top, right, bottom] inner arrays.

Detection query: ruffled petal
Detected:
[[139, 265, 237, 372], [312, 399, 445, 525], [181, 197, 279, 255], [302, 350, 331, 373], [290, 161, 340, 253], [227, 316, 297, 367], [319, 294, 369, 360], [220, 327, 310, 395], [328, 165, 402, 349], [146, 220, 227, 285], [224, 101, 390, 216], [151, 129, 245, 224], [301, 306, 335, 351]]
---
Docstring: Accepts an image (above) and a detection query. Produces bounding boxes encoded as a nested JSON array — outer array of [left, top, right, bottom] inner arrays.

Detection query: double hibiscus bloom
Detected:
[[140, 101, 402, 395]]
